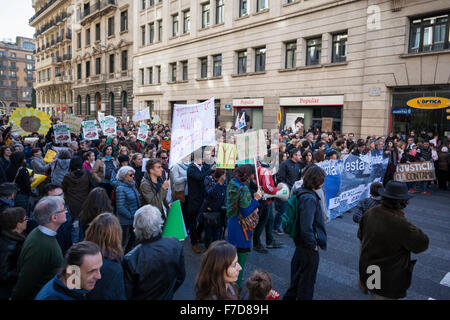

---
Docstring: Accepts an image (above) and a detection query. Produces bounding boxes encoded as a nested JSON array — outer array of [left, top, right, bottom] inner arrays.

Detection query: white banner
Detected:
[[169, 97, 215, 169], [137, 123, 149, 141], [132, 107, 151, 122], [53, 124, 71, 144], [82, 120, 99, 140]]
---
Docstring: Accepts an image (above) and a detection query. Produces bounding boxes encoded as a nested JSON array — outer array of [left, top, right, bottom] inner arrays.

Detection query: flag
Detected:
[[234, 114, 240, 128], [162, 200, 187, 241], [238, 112, 246, 129]]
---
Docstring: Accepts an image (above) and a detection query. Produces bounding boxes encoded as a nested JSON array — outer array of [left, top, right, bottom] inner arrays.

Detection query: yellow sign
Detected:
[[10, 107, 52, 136], [277, 109, 282, 126], [216, 143, 237, 169], [27, 169, 47, 190], [43, 149, 57, 163], [406, 97, 450, 110]]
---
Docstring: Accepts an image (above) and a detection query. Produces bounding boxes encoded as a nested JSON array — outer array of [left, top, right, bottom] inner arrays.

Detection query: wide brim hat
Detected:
[[378, 181, 413, 200], [0, 182, 18, 197]]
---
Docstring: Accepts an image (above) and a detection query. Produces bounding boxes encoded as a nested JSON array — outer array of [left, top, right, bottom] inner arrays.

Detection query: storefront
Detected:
[[232, 98, 264, 130], [390, 85, 450, 139], [280, 95, 344, 133]]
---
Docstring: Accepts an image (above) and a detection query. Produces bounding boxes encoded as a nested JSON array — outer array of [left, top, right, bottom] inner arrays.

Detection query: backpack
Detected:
[[104, 160, 116, 180], [282, 191, 308, 238]]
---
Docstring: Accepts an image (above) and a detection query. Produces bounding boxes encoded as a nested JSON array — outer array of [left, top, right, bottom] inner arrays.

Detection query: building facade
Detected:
[[0, 37, 35, 113], [31, 0, 73, 118], [132, 0, 450, 138], [72, 0, 134, 118]]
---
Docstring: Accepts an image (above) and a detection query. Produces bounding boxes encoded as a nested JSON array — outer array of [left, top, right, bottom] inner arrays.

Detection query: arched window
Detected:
[[121, 91, 128, 109], [109, 92, 115, 116], [77, 95, 82, 115], [95, 92, 101, 112], [86, 95, 91, 115]]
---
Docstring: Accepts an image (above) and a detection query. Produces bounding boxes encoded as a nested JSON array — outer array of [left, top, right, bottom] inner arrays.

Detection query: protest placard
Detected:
[[53, 124, 71, 144], [236, 131, 257, 161], [64, 115, 83, 134], [43, 149, 57, 163], [161, 139, 171, 151], [102, 116, 117, 136], [169, 98, 215, 169], [82, 120, 99, 140], [394, 161, 436, 182], [321, 117, 333, 133], [216, 143, 237, 169], [132, 107, 151, 122], [161, 200, 187, 241], [137, 123, 149, 141]]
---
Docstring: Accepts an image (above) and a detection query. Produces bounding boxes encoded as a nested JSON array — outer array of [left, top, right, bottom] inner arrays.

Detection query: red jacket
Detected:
[[257, 166, 278, 204]]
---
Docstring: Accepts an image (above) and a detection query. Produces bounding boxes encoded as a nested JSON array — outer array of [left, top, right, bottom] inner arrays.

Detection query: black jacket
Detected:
[[278, 159, 302, 189], [187, 163, 212, 212], [123, 235, 185, 300], [6, 165, 31, 196], [0, 230, 26, 300], [352, 197, 382, 223]]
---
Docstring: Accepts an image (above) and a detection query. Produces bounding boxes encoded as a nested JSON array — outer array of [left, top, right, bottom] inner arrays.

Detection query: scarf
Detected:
[[145, 174, 163, 192], [226, 178, 252, 218], [179, 162, 190, 171]]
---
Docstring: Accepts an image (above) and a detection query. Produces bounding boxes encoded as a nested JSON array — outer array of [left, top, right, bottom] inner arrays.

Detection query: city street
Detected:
[[174, 187, 450, 300]]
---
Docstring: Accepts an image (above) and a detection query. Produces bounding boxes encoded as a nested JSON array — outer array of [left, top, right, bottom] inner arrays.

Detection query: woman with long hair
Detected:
[[195, 240, 241, 300], [0, 146, 12, 172], [85, 213, 126, 300], [130, 153, 144, 188], [80, 187, 113, 234], [82, 151, 96, 172], [226, 164, 262, 289]]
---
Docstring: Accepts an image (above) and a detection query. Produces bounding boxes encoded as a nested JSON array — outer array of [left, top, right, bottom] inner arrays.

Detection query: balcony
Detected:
[[9, 67, 18, 71], [56, 56, 63, 63], [80, 0, 117, 26], [63, 54, 72, 61], [29, 0, 60, 25], [35, 56, 56, 69], [56, 74, 73, 83]]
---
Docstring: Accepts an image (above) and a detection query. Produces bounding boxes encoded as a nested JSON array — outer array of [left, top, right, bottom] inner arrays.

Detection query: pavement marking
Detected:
[[439, 272, 450, 288]]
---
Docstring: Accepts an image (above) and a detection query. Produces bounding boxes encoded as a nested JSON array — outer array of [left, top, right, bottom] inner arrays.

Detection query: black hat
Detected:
[[357, 141, 366, 147], [0, 183, 18, 197], [378, 181, 412, 200], [118, 154, 129, 164]]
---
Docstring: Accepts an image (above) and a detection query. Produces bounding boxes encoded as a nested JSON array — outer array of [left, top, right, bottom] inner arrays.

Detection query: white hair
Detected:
[[33, 196, 65, 226], [442, 146, 448, 153], [133, 205, 164, 240], [116, 166, 135, 182]]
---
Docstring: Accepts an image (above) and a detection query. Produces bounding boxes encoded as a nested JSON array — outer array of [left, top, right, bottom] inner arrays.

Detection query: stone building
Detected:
[[0, 37, 35, 113], [132, 0, 450, 138], [31, 0, 73, 118]]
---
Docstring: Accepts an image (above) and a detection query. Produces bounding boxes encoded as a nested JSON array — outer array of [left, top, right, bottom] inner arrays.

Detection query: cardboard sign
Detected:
[[43, 149, 57, 163], [53, 124, 71, 144], [321, 117, 333, 133], [137, 123, 149, 141], [65, 115, 83, 134], [161, 139, 171, 151], [394, 161, 436, 182], [82, 120, 99, 140], [216, 143, 237, 169], [102, 116, 117, 136]]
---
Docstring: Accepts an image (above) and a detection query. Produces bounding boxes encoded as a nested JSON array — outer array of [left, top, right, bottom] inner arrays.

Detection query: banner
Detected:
[[53, 124, 71, 144], [169, 97, 215, 169], [132, 107, 151, 122], [216, 143, 237, 169], [394, 161, 436, 182], [161, 200, 187, 241], [137, 123, 149, 141], [64, 114, 83, 134], [102, 116, 117, 136], [10, 107, 52, 137], [236, 129, 267, 162], [317, 154, 389, 221], [82, 120, 99, 140]]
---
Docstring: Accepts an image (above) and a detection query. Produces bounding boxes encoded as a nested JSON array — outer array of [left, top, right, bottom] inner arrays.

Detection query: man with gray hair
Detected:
[[123, 205, 185, 300], [11, 196, 67, 300]]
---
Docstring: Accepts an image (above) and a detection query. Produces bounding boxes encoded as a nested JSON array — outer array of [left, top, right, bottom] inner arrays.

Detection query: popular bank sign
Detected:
[[406, 97, 450, 110]]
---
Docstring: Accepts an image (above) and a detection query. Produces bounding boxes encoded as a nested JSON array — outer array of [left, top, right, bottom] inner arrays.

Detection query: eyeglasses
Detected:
[[22, 216, 29, 222], [161, 157, 168, 160], [128, 173, 135, 177], [54, 208, 68, 215]]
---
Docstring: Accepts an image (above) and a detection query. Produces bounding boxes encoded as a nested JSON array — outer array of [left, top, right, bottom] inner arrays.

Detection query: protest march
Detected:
[[0, 100, 447, 303]]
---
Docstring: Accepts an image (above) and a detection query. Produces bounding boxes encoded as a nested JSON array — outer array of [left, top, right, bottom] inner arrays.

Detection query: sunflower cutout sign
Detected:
[[10, 108, 52, 137]]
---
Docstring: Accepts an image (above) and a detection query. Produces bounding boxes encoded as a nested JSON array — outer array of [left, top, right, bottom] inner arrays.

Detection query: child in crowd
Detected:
[[245, 270, 280, 300]]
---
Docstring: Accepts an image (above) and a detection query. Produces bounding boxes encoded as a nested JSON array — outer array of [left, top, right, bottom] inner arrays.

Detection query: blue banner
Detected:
[[317, 154, 389, 221]]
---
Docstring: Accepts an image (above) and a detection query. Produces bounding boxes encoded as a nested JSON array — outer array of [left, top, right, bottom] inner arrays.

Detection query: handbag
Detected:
[[233, 186, 259, 239], [202, 208, 222, 228]]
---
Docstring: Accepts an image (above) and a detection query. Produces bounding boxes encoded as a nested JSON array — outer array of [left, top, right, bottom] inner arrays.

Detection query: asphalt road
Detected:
[[173, 186, 450, 300]]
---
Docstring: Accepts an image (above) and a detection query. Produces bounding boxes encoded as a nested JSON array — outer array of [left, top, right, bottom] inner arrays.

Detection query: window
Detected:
[[149, 23, 155, 43], [142, 0, 146, 10], [183, 10, 190, 33], [216, 0, 224, 24], [256, 0, 267, 12], [182, 61, 188, 80], [213, 54, 222, 76], [200, 57, 208, 78], [108, 17, 115, 37], [95, 23, 101, 42], [409, 14, 449, 53], [332, 32, 347, 62], [253, 47, 266, 72], [202, 3, 210, 28], [86, 28, 91, 46], [95, 57, 101, 75], [26, 55, 33, 60], [121, 10, 128, 32], [86, 61, 91, 78], [158, 20, 163, 41], [77, 63, 81, 79], [147, 67, 153, 84], [26, 64, 33, 70], [86, 95, 91, 115], [237, 50, 247, 74], [285, 41, 296, 68], [306, 37, 321, 66], [77, 95, 82, 114], [156, 65, 161, 83], [172, 14, 178, 37], [109, 54, 115, 73], [10, 62, 16, 69], [10, 52, 16, 58], [140, 68, 145, 85], [239, 0, 248, 17], [170, 63, 177, 82], [121, 50, 128, 71], [109, 92, 115, 115], [141, 26, 146, 45], [77, 32, 82, 49]]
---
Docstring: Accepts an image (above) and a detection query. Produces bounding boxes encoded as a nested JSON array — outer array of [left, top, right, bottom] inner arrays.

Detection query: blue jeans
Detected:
[[415, 181, 429, 192], [273, 199, 287, 231]]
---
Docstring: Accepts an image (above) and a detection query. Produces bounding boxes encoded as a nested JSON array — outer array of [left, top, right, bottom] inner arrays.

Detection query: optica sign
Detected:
[[406, 97, 450, 110]]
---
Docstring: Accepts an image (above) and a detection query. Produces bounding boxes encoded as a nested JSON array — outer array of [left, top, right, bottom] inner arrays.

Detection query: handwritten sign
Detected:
[[132, 107, 151, 122], [65, 115, 83, 134], [161, 139, 171, 151], [216, 143, 237, 169], [394, 161, 436, 182], [321, 117, 333, 133]]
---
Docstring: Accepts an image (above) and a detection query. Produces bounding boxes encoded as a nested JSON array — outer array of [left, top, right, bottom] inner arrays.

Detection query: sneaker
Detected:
[[421, 190, 431, 195], [274, 228, 284, 235], [266, 240, 283, 249], [191, 244, 202, 254], [253, 244, 268, 253], [408, 188, 416, 193]]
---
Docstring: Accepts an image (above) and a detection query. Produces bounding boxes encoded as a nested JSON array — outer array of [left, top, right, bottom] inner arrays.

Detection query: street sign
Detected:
[[224, 104, 231, 111]]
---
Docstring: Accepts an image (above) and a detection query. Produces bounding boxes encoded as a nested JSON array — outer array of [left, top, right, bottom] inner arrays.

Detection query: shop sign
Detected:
[[406, 97, 450, 110], [232, 98, 264, 107], [280, 95, 344, 106], [392, 108, 412, 115], [224, 104, 231, 111]]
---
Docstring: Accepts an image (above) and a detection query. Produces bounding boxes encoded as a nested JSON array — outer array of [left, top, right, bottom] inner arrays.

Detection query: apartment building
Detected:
[[133, 0, 450, 138], [31, 0, 73, 118], [0, 37, 35, 114], [72, 0, 134, 118]]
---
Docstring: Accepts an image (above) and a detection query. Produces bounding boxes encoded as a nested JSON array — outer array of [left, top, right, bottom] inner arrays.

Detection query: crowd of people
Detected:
[[0, 113, 447, 300]]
